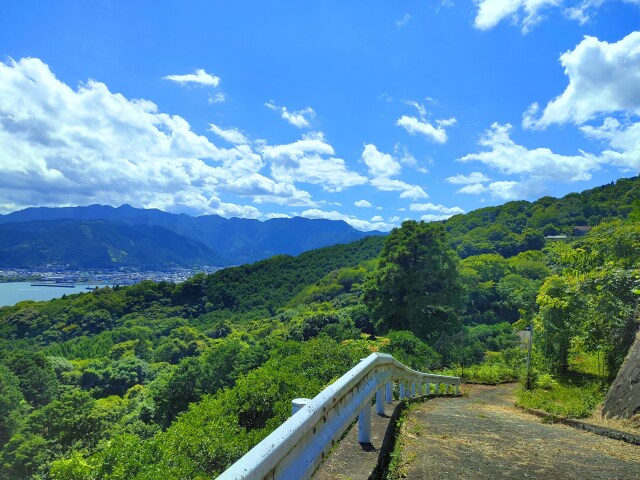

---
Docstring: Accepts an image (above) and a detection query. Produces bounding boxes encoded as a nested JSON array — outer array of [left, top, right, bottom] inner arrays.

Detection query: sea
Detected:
[[0, 282, 112, 307]]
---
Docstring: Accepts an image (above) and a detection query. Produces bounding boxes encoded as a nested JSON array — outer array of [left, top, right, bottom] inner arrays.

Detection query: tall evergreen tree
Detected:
[[363, 220, 464, 340]]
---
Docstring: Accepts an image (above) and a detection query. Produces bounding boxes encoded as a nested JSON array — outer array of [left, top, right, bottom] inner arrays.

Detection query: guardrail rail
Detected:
[[219, 352, 460, 480]]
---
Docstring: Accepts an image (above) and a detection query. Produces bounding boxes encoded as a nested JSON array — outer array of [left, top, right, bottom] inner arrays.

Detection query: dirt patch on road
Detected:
[[397, 384, 640, 479]]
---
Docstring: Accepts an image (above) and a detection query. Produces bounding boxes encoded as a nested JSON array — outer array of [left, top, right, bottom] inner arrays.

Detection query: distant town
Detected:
[[0, 266, 223, 286]]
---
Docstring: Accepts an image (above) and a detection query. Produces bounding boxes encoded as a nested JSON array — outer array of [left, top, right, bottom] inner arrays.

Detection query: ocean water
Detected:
[[0, 282, 111, 307]]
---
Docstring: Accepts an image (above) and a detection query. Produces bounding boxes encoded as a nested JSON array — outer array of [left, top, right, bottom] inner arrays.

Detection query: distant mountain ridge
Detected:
[[0, 205, 382, 268]]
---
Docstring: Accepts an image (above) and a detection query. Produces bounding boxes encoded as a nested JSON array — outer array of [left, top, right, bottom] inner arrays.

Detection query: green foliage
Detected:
[[204, 236, 384, 314], [379, 330, 440, 371], [445, 175, 640, 258], [1, 350, 59, 407], [0, 365, 26, 447], [537, 220, 640, 377], [364, 221, 464, 340], [460, 251, 548, 325], [515, 380, 605, 418], [3, 186, 639, 478], [442, 362, 519, 384]]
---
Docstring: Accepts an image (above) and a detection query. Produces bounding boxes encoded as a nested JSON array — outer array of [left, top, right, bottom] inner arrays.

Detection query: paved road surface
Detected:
[[399, 384, 640, 479]]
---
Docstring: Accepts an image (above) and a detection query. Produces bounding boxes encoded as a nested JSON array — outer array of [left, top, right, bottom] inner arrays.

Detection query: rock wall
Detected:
[[603, 330, 640, 419]]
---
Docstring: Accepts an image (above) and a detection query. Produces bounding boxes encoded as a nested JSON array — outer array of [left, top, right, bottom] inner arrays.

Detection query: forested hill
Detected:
[[0, 204, 381, 266], [0, 219, 224, 269], [0, 203, 638, 478], [444, 175, 640, 258], [0, 235, 386, 346]]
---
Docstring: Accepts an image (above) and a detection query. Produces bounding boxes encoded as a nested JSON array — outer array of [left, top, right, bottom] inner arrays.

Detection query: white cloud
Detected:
[[487, 181, 523, 200], [581, 117, 640, 170], [362, 144, 402, 177], [300, 209, 394, 232], [208, 123, 248, 145], [265, 101, 316, 128], [261, 138, 367, 192], [405, 100, 427, 118], [265, 213, 292, 219], [164, 68, 220, 87], [394, 143, 419, 168], [446, 171, 491, 184], [361, 144, 429, 200], [421, 214, 455, 222], [370, 177, 428, 200], [208, 92, 226, 104], [409, 203, 465, 214], [459, 123, 600, 182], [457, 183, 487, 194], [396, 13, 412, 27], [0, 57, 314, 215], [396, 115, 453, 144], [355, 199, 372, 207], [371, 215, 384, 222], [399, 185, 429, 200], [389, 216, 401, 223], [525, 31, 640, 128], [474, 0, 562, 32]]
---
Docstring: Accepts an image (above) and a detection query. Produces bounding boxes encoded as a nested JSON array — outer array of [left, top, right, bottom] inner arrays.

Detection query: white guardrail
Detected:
[[219, 352, 460, 480]]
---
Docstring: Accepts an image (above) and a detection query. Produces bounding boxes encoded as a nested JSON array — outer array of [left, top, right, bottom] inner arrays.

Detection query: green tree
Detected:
[[363, 221, 464, 340]]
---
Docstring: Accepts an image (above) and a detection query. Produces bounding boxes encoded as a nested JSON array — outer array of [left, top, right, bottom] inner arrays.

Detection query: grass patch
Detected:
[[441, 362, 518, 384], [515, 378, 606, 419]]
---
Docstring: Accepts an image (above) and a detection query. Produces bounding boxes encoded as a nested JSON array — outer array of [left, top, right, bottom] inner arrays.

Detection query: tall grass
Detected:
[[515, 380, 606, 418]]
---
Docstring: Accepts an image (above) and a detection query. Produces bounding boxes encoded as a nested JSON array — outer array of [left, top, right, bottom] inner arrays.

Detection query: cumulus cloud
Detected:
[[362, 144, 402, 178], [371, 215, 384, 222], [396, 100, 456, 143], [300, 208, 394, 232], [0, 57, 316, 215], [409, 203, 465, 215], [208, 123, 248, 145], [446, 171, 491, 184], [457, 183, 487, 194], [361, 144, 428, 200], [525, 31, 640, 128], [261, 138, 367, 192], [355, 199, 372, 207], [459, 123, 600, 182], [368, 177, 428, 200], [581, 117, 640, 170], [265, 101, 316, 128], [164, 68, 220, 87], [474, 0, 560, 32], [421, 214, 456, 222], [396, 115, 453, 144]]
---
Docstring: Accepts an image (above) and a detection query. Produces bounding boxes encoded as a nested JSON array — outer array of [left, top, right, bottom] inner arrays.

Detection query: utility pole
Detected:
[[526, 322, 534, 390]]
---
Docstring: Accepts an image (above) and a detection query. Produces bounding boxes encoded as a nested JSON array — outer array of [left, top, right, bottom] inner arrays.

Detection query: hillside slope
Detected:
[[0, 205, 380, 265], [0, 219, 223, 269]]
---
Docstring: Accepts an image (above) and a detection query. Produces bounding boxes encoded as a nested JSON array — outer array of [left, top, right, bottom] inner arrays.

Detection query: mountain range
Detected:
[[0, 205, 381, 269]]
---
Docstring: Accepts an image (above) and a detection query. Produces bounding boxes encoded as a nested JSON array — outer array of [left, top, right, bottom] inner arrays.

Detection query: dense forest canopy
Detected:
[[0, 176, 638, 478]]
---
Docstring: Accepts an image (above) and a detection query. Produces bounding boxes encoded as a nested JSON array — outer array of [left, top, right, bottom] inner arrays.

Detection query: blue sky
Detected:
[[0, 0, 638, 231]]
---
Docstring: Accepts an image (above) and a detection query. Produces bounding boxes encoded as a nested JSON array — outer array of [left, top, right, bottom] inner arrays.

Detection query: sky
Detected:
[[0, 0, 639, 231]]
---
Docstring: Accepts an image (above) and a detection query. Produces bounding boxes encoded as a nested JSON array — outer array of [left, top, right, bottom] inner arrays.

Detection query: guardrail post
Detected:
[[376, 388, 385, 415], [386, 382, 393, 403], [358, 402, 372, 443], [291, 398, 310, 415], [455, 383, 460, 395], [426, 382, 430, 395], [411, 382, 416, 397], [399, 383, 405, 399]]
